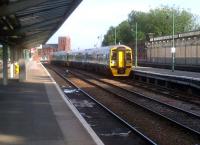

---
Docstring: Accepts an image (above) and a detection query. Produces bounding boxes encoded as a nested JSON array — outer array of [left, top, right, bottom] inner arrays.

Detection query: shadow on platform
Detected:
[[0, 79, 64, 145]]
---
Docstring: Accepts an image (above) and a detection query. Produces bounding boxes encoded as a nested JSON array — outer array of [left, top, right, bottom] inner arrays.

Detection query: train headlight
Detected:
[[111, 60, 116, 65]]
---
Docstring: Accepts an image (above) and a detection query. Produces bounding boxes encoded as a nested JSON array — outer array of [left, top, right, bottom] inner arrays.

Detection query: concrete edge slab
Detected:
[[40, 63, 104, 145], [134, 70, 200, 81], [133, 70, 200, 89]]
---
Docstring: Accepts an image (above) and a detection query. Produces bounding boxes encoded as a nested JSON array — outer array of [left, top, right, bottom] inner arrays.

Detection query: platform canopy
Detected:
[[0, 0, 82, 49]]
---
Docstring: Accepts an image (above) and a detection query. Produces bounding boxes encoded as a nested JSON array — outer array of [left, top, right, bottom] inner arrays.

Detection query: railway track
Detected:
[[68, 68, 200, 115], [118, 77, 200, 106], [46, 65, 157, 145], [79, 69, 200, 113], [46, 64, 200, 145], [65, 68, 200, 136]]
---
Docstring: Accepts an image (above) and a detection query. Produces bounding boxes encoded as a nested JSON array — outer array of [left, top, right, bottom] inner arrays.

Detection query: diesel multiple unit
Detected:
[[51, 45, 133, 76]]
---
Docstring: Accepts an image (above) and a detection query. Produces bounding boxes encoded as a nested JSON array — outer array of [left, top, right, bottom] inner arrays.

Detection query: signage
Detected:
[[171, 47, 176, 53]]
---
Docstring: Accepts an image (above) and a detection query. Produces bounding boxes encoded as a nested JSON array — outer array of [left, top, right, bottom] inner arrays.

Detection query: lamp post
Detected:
[[171, 10, 175, 72], [97, 35, 103, 47], [135, 22, 138, 67]]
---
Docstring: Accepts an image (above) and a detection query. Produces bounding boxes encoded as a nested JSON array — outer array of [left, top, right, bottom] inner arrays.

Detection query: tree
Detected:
[[102, 26, 115, 46], [102, 6, 200, 46], [102, 21, 134, 46], [117, 21, 133, 45]]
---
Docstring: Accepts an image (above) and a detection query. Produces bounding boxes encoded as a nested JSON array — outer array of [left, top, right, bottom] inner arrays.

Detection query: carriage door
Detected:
[[117, 48, 125, 73]]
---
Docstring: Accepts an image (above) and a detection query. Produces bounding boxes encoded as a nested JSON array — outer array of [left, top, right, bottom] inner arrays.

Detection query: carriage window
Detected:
[[111, 51, 117, 60]]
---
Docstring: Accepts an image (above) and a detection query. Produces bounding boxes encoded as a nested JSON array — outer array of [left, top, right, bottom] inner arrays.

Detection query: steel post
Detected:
[[135, 22, 138, 67], [3, 44, 8, 85], [172, 10, 175, 72]]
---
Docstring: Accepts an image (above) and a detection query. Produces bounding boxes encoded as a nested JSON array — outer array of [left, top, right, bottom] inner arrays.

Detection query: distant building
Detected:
[[58, 36, 71, 52], [38, 36, 71, 61], [38, 44, 58, 61]]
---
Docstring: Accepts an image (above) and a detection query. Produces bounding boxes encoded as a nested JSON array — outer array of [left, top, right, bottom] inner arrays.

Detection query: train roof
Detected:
[[51, 45, 131, 56], [69, 45, 130, 54]]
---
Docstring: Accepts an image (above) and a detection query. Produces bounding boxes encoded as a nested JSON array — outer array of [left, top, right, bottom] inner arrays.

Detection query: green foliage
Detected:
[[102, 6, 200, 46], [117, 21, 133, 44], [102, 26, 116, 46]]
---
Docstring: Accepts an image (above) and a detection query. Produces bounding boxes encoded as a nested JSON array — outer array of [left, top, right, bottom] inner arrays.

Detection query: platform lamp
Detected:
[[171, 10, 176, 72]]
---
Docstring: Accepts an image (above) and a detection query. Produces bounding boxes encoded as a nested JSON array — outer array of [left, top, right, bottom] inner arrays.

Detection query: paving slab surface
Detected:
[[0, 61, 100, 145]]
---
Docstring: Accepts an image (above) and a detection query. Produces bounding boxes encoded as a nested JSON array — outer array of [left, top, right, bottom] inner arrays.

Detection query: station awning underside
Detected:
[[0, 0, 82, 49]]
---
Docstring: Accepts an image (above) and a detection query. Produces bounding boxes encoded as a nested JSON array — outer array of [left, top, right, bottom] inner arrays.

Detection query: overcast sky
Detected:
[[47, 0, 200, 50]]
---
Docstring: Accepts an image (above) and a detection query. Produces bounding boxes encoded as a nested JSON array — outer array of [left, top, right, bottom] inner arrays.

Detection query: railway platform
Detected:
[[0, 61, 103, 145], [133, 67, 200, 91]]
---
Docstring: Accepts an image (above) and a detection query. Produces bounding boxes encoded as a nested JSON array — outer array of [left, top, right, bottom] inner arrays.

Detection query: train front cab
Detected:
[[110, 46, 132, 76]]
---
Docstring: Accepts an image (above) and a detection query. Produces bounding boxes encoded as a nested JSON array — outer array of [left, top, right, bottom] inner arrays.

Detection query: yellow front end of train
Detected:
[[109, 46, 133, 76]]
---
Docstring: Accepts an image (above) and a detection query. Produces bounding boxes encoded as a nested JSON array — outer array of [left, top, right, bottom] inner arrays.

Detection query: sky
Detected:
[[47, 0, 200, 50]]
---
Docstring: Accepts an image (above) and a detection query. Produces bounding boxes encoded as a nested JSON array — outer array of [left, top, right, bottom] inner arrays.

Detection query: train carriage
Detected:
[[51, 45, 133, 76]]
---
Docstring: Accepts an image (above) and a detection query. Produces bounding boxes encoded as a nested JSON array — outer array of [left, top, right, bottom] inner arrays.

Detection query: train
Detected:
[[50, 45, 133, 76]]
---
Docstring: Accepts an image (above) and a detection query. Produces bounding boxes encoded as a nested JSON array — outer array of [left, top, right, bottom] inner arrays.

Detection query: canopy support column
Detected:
[[3, 44, 8, 85]]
